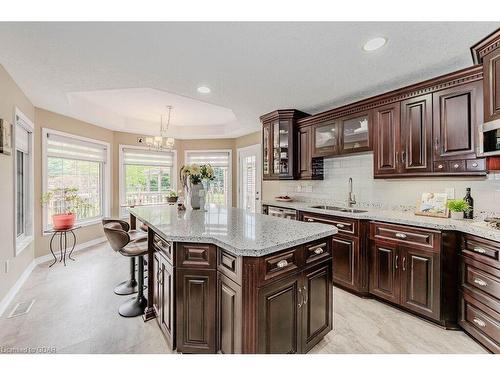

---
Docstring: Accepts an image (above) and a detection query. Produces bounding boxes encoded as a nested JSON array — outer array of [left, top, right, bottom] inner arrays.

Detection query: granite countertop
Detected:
[[128, 205, 337, 257], [263, 201, 500, 243]]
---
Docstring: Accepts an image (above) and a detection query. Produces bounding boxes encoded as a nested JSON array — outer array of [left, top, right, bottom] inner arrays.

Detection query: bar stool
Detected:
[[103, 223, 148, 317], [102, 219, 146, 296]]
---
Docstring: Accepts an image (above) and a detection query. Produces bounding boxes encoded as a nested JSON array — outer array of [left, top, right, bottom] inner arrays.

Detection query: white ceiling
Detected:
[[0, 22, 498, 139]]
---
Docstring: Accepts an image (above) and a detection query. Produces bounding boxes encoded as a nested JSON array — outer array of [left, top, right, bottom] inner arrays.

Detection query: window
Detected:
[[185, 150, 232, 207], [15, 111, 34, 254], [120, 147, 176, 214], [43, 130, 110, 229]]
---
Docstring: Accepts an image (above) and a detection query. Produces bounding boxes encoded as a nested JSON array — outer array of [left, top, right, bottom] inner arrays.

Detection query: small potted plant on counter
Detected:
[[41, 187, 90, 230], [446, 199, 471, 220], [166, 190, 179, 203]]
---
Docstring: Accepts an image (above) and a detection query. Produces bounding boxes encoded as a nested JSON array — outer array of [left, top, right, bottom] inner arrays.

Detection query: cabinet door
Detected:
[[339, 111, 372, 154], [312, 120, 339, 157], [176, 268, 217, 354], [373, 103, 401, 176], [159, 258, 175, 348], [433, 80, 482, 161], [262, 122, 272, 179], [217, 273, 242, 354], [400, 247, 440, 321], [272, 120, 281, 175], [153, 253, 161, 317], [331, 236, 356, 289], [258, 273, 301, 354], [298, 126, 312, 179], [369, 241, 400, 304], [483, 48, 500, 122], [400, 94, 433, 173], [302, 262, 332, 353]]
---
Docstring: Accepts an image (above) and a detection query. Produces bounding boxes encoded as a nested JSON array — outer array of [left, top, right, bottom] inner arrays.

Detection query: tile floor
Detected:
[[0, 243, 487, 354]]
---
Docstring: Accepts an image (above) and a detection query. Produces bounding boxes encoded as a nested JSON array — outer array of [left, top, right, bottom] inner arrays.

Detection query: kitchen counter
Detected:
[[129, 205, 337, 256], [263, 200, 500, 242]]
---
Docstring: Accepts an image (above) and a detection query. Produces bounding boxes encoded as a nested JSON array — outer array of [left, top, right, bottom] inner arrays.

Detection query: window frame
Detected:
[[184, 149, 232, 207], [13, 108, 34, 256], [41, 128, 111, 232], [119, 144, 177, 217]]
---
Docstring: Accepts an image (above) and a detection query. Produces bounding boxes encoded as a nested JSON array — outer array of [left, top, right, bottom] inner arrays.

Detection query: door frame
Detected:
[[237, 144, 262, 211]]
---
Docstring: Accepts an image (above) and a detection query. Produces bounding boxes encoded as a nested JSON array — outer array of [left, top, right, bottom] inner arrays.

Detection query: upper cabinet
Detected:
[[471, 28, 500, 123], [373, 103, 400, 176], [312, 120, 339, 157], [261, 110, 309, 180]]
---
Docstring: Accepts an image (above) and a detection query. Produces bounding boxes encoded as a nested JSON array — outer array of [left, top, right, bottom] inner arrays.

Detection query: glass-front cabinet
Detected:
[[312, 120, 339, 157], [340, 112, 372, 153], [262, 122, 271, 177]]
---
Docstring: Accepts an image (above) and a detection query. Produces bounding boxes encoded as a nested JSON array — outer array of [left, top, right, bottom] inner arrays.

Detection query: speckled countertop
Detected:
[[263, 201, 500, 243], [129, 205, 337, 257]]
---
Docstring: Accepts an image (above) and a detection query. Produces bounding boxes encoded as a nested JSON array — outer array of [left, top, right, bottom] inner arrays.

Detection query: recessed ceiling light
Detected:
[[197, 86, 211, 94], [362, 37, 387, 52]]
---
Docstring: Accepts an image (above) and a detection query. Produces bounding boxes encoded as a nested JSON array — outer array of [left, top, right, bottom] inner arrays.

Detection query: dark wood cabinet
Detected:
[[399, 247, 440, 320], [260, 109, 309, 180], [153, 251, 175, 349], [176, 268, 217, 354], [217, 273, 242, 354], [312, 120, 339, 157], [369, 241, 400, 305], [339, 111, 372, 154], [297, 125, 324, 180], [400, 94, 433, 174], [373, 103, 400, 176], [432, 80, 485, 174], [331, 236, 355, 287]]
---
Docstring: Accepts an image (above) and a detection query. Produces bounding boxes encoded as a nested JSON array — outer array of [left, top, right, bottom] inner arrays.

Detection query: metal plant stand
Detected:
[[46, 226, 81, 267]]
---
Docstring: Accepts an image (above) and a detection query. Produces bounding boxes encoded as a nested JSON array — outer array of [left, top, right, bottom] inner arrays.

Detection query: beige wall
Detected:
[[0, 64, 35, 303]]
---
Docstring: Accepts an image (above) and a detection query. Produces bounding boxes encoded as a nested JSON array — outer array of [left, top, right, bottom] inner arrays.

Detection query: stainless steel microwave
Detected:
[[479, 118, 500, 156]]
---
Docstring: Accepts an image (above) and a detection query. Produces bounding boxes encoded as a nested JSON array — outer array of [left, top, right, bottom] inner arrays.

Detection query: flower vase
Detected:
[[189, 182, 205, 210], [450, 211, 464, 220]]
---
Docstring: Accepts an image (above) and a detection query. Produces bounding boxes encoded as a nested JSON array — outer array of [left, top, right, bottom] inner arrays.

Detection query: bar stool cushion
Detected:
[[129, 229, 147, 241], [119, 237, 148, 257]]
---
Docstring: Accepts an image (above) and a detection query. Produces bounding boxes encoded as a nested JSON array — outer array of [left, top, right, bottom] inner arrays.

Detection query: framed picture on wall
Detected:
[[0, 119, 12, 155], [415, 192, 449, 218]]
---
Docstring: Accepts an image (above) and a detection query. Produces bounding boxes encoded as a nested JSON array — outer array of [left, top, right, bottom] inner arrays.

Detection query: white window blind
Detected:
[[46, 133, 107, 162], [186, 151, 230, 167], [123, 148, 174, 167], [15, 123, 29, 153]]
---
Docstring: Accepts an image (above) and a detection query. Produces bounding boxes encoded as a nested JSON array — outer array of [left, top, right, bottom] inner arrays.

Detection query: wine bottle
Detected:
[[464, 188, 474, 219]]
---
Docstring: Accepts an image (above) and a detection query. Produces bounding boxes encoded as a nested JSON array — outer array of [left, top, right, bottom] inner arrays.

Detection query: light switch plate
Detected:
[[445, 188, 455, 199]]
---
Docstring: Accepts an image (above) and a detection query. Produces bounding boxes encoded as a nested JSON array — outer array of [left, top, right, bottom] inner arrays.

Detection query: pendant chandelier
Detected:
[[146, 105, 175, 151]]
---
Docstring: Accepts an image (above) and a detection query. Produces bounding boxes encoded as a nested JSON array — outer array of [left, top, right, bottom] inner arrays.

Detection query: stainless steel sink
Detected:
[[309, 205, 367, 213]]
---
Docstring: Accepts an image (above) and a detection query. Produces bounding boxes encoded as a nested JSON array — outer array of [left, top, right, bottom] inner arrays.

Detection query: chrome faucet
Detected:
[[348, 177, 356, 207]]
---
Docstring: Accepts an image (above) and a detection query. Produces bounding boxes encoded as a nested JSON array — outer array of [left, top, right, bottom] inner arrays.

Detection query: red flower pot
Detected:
[[52, 213, 76, 230]]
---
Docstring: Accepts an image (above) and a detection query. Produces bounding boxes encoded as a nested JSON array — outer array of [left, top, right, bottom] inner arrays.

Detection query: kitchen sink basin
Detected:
[[309, 205, 367, 213]]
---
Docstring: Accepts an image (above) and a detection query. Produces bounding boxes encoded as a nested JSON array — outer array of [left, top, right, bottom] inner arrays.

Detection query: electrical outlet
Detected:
[[445, 188, 455, 199], [296, 185, 302, 193], [4, 260, 9, 274]]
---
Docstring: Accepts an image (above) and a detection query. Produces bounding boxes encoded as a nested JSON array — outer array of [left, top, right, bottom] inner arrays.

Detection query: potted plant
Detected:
[[180, 163, 215, 209], [446, 199, 471, 220], [166, 190, 180, 203], [41, 187, 89, 230]]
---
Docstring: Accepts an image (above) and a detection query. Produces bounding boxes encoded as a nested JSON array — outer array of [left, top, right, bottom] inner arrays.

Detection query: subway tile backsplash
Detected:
[[263, 154, 500, 218]]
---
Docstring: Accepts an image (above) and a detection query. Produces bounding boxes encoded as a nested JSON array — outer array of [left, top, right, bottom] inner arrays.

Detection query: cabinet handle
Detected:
[[473, 278, 487, 287], [303, 286, 308, 304], [437, 164, 444, 169], [395, 151, 399, 165], [395, 255, 398, 270], [277, 259, 288, 268], [298, 287, 303, 308], [307, 218, 314, 222], [402, 257, 406, 271], [336, 223, 345, 228], [435, 138, 439, 152], [453, 163, 459, 169], [473, 247, 486, 254], [158, 270, 163, 285], [395, 233, 407, 239], [401, 150, 406, 163], [473, 317, 486, 327], [472, 162, 478, 168], [314, 247, 324, 255]]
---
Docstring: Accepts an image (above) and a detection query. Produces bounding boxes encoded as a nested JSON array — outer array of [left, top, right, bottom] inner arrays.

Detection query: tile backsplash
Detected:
[[262, 154, 500, 218]]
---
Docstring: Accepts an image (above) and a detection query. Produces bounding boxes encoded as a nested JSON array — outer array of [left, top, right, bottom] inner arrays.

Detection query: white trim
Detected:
[[13, 108, 35, 257], [119, 144, 178, 217], [237, 144, 262, 211], [184, 149, 233, 207], [41, 128, 111, 232], [0, 236, 107, 318]]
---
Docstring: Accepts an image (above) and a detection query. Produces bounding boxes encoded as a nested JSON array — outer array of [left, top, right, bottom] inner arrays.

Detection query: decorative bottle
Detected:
[[464, 188, 474, 219]]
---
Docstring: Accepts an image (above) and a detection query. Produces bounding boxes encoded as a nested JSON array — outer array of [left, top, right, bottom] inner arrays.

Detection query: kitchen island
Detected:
[[128, 205, 337, 354]]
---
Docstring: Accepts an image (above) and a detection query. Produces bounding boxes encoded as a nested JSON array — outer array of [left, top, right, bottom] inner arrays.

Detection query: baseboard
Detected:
[[35, 236, 107, 265], [0, 236, 107, 317]]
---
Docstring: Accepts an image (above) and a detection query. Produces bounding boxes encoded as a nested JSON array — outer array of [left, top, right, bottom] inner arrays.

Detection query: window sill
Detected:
[[16, 235, 34, 256], [43, 218, 103, 236]]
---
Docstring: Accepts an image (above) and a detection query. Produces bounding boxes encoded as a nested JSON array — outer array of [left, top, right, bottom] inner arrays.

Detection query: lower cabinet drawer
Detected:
[[465, 303, 500, 346], [304, 240, 331, 265], [462, 234, 500, 268], [261, 248, 301, 283], [370, 222, 440, 251], [464, 262, 500, 301]]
